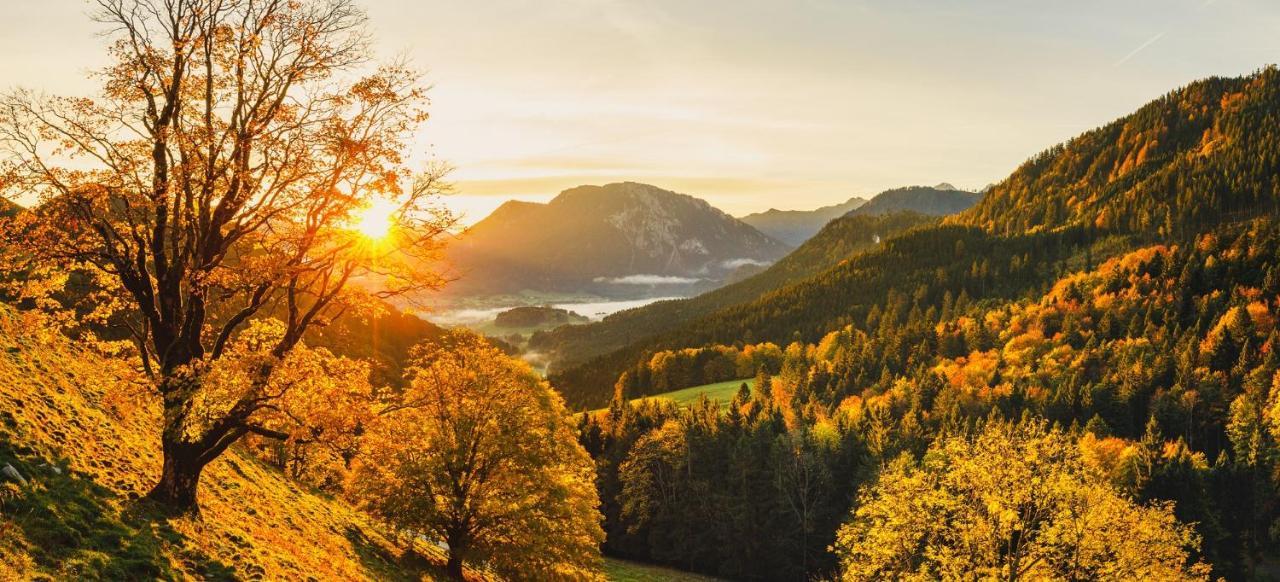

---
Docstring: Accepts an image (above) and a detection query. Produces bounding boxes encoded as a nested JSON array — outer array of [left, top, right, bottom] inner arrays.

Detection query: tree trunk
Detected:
[[146, 440, 207, 513], [445, 552, 464, 581]]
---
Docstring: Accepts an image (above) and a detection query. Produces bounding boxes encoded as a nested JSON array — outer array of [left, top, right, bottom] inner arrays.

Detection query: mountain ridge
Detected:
[[739, 196, 867, 246], [441, 182, 791, 300]]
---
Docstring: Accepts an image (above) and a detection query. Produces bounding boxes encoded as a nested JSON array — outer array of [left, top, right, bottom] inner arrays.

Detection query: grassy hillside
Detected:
[[0, 306, 452, 581], [589, 379, 753, 414], [604, 558, 725, 582]]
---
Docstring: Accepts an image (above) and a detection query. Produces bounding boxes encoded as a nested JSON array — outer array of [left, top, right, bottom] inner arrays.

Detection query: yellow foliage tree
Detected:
[[833, 420, 1209, 581], [350, 330, 604, 581]]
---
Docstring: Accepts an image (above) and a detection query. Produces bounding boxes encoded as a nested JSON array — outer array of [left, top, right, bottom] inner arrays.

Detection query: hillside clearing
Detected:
[[604, 558, 725, 581], [590, 379, 753, 414]]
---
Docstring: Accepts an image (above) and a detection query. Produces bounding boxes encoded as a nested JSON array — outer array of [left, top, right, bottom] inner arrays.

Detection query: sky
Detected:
[[3, 0, 1280, 224]]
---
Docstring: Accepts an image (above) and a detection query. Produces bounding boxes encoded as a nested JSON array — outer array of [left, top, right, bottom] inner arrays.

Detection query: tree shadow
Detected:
[[344, 525, 449, 581], [0, 442, 236, 581]]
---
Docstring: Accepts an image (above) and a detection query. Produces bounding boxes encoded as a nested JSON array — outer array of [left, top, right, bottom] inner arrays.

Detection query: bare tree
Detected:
[[0, 0, 452, 511]]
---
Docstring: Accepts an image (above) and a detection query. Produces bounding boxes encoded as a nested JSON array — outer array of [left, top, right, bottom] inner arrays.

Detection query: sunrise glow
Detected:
[[354, 198, 397, 240]]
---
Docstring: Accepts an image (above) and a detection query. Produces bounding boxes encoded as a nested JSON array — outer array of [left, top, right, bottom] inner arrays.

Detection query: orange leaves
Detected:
[[350, 329, 605, 580]]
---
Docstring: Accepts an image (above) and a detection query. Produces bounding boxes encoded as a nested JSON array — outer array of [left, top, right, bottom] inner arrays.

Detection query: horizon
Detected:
[[3, 1, 1278, 225]]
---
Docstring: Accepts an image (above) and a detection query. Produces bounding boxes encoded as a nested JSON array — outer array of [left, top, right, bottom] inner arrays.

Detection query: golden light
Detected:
[[354, 198, 398, 241]]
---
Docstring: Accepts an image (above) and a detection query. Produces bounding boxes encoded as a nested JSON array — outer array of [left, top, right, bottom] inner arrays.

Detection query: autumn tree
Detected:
[[349, 330, 604, 581], [0, 0, 452, 511], [833, 420, 1209, 581]]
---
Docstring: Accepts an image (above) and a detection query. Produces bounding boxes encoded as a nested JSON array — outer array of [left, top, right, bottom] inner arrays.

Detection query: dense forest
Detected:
[[568, 68, 1280, 580], [583, 222, 1280, 579]]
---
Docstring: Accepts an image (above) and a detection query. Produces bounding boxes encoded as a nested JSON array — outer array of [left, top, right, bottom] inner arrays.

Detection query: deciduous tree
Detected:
[[350, 330, 604, 581], [0, 0, 452, 511], [833, 420, 1209, 581]]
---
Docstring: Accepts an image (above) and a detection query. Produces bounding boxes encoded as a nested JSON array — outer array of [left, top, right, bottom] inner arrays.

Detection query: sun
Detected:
[[354, 198, 398, 240]]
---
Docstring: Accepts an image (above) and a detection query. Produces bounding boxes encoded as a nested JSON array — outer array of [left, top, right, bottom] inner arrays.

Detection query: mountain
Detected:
[[442, 182, 791, 300], [530, 211, 936, 372], [528, 184, 983, 374], [737, 183, 978, 247], [739, 196, 867, 246], [550, 68, 1280, 409], [848, 184, 981, 218], [956, 68, 1280, 236]]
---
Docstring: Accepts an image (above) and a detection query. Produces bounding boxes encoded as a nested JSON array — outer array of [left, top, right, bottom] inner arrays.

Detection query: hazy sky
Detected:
[[4, 1, 1280, 223]]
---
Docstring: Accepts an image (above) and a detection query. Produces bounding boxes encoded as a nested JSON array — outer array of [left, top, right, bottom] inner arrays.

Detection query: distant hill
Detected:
[[739, 196, 867, 246], [548, 68, 1280, 408], [849, 184, 981, 218], [442, 182, 791, 300], [494, 305, 589, 328]]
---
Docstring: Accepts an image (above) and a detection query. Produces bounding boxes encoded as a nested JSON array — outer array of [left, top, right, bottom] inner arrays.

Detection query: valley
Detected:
[[2, 2, 1279, 581]]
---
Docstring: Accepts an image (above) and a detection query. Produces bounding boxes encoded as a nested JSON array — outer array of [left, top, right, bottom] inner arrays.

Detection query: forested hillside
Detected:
[[957, 69, 1280, 235], [847, 184, 980, 218], [570, 67, 1280, 580], [583, 220, 1280, 580], [532, 212, 936, 374], [553, 67, 1280, 410]]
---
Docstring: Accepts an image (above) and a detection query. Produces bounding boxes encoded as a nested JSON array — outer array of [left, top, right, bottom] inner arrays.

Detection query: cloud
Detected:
[[721, 258, 772, 269], [594, 274, 703, 285]]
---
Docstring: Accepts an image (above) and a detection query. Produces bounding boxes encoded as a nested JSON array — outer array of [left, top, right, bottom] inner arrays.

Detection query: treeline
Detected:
[[585, 218, 1280, 579], [554, 223, 1101, 408], [580, 388, 869, 580]]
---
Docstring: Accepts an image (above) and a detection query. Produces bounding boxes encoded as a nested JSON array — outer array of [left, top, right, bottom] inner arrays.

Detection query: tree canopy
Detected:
[[350, 330, 605, 581]]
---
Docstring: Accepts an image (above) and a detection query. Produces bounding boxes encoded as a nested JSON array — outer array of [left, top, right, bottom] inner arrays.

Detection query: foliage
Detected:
[[833, 420, 1209, 581], [583, 218, 1280, 578], [350, 330, 605, 580]]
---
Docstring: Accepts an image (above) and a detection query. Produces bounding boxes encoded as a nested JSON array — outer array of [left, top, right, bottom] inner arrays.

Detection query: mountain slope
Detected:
[[739, 196, 866, 246], [849, 184, 981, 218], [956, 67, 1280, 235], [549, 69, 1280, 408], [443, 182, 791, 299], [530, 211, 937, 374], [0, 306, 451, 580]]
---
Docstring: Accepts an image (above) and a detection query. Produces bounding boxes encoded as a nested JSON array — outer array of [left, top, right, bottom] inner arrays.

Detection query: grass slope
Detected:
[[604, 558, 725, 582], [0, 306, 451, 581], [591, 379, 752, 414]]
